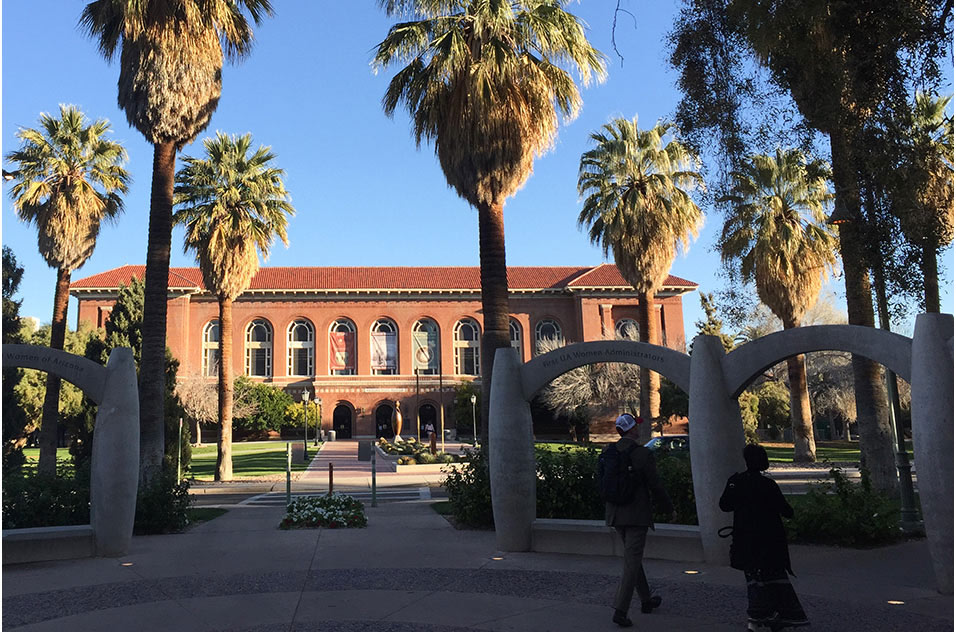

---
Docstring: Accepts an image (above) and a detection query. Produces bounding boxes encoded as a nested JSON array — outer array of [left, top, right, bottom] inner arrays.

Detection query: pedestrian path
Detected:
[[240, 487, 432, 507]]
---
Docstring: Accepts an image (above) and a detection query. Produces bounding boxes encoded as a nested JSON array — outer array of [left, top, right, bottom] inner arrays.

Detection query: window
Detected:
[[245, 319, 273, 377], [534, 318, 563, 356], [202, 320, 220, 378], [454, 318, 481, 376], [509, 318, 522, 361], [287, 319, 314, 377], [329, 318, 356, 376], [412, 318, 440, 375], [615, 318, 639, 341], [371, 318, 398, 375]]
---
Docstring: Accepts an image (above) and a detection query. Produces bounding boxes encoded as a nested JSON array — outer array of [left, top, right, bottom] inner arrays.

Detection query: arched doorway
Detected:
[[332, 405, 352, 439], [375, 403, 394, 439], [418, 403, 437, 440]]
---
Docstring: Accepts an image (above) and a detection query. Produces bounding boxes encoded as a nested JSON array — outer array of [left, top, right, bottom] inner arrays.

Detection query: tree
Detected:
[[668, 0, 950, 495], [4, 105, 129, 476], [175, 374, 258, 442], [373, 0, 606, 446], [80, 0, 275, 488], [174, 132, 293, 481], [578, 118, 704, 434], [2, 247, 28, 471], [232, 377, 293, 434], [718, 148, 837, 462], [694, 292, 736, 352]]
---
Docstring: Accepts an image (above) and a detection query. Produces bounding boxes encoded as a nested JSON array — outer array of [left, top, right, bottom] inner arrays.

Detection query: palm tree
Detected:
[[895, 92, 954, 312], [718, 148, 837, 463], [80, 0, 274, 486], [174, 132, 293, 481], [373, 0, 605, 444], [577, 118, 703, 432], [4, 105, 129, 476]]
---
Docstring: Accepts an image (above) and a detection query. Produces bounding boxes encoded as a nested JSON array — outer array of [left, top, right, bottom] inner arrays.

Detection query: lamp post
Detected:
[[301, 391, 310, 460], [470, 393, 478, 447], [314, 397, 322, 446], [828, 205, 921, 533]]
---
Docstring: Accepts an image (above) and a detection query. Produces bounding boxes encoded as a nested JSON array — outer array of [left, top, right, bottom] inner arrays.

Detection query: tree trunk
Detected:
[[637, 289, 660, 443], [140, 140, 177, 487], [829, 130, 898, 496], [922, 240, 940, 313], [37, 268, 71, 477], [785, 350, 816, 463], [216, 296, 233, 481], [477, 199, 512, 450]]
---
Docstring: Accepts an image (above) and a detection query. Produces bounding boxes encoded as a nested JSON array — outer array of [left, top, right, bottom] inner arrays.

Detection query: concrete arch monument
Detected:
[[489, 313, 953, 594], [2, 344, 140, 561]]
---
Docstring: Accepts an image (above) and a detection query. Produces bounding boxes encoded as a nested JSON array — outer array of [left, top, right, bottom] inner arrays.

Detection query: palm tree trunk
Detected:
[[922, 240, 940, 313], [637, 289, 660, 442], [785, 347, 816, 463], [216, 296, 233, 482], [139, 140, 177, 487], [477, 199, 512, 449], [829, 129, 898, 496], [37, 268, 71, 477]]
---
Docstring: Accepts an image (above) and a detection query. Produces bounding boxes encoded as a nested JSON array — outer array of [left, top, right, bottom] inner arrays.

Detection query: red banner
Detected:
[[329, 331, 354, 371]]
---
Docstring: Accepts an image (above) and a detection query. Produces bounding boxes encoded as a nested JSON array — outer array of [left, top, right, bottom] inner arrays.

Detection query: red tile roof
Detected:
[[70, 264, 696, 292]]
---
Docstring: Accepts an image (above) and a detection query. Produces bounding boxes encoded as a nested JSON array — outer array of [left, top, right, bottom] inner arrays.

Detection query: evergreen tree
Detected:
[[2, 247, 28, 471]]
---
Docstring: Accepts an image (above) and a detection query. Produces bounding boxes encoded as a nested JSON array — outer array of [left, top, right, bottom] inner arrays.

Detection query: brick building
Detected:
[[70, 264, 696, 439]]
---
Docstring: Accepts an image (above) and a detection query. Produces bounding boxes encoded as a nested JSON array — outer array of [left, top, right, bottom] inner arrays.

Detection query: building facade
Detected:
[[71, 264, 696, 439]]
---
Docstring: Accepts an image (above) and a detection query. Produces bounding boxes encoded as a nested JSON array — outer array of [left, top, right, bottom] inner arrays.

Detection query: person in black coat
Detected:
[[720, 444, 809, 631]]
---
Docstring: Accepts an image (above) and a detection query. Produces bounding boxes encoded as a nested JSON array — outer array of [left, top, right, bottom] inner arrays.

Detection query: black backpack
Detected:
[[598, 442, 640, 505]]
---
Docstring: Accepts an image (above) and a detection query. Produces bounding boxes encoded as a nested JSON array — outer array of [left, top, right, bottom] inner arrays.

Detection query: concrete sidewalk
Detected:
[[3, 495, 952, 631]]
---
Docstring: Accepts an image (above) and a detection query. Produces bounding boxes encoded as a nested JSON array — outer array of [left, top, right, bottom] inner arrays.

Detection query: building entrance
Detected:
[[332, 405, 352, 439], [418, 403, 437, 440], [375, 404, 394, 439]]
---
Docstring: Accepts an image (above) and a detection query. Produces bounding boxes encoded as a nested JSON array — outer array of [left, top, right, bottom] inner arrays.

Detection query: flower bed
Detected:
[[376, 437, 461, 465], [279, 493, 368, 529]]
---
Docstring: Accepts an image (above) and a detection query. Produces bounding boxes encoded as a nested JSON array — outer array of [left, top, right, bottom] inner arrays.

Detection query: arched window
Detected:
[[245, 319, 273, 377], [534, 318, 563, 356], [329, 318, 356, 376], [287, 319, 314, 377], [509, 318, 522, 361], [454, 318, 481, 376], [412, 318, 440, 375], [615, 318, 639, 341], [202, 320, 220, 378], [371, 318, 398, 375]]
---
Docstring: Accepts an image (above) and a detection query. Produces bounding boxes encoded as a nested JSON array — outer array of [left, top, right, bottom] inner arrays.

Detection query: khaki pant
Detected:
[[613, 526, 650, 612]]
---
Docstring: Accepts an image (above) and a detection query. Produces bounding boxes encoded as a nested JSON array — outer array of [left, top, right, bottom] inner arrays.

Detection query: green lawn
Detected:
[[22, 447, 73, 463], [189, 441, 315, 480]]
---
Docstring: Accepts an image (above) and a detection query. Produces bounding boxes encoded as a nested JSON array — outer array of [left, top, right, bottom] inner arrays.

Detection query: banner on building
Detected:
[[371, 332, 397, 371], [329, 331, 355, 371], [412, 330, 438, 372]]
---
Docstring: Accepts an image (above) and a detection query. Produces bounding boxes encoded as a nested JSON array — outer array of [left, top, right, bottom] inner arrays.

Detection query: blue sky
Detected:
[[2, 1, 952, 342]]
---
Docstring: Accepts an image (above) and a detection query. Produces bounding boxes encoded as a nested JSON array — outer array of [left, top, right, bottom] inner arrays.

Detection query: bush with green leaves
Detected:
[[654, 454, 697, 524], [787, 467, 904, 547], [442, 447, 494, 527], [280, 493, 368, 529], [2, 460, 90, 529], [378, 437, 457, 464], [535, 444, 603, 520], [134, 469, 192, 534]]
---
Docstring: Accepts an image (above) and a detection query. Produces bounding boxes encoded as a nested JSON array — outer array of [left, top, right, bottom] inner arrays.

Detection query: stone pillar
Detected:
[[910, 313, 954, 594], [90, 348, 140, 557], [687, 335, 746, 564], [489, 347, 535, 551]]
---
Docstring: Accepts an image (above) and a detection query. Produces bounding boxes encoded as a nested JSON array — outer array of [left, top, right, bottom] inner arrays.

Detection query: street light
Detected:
[[826, 207, 921, 533], [470, 393, 477, 447], [301, 391, 310, 459]]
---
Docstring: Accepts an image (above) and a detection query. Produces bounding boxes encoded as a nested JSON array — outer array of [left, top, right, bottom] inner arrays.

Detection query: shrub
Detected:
[[417, 452, 437, 465], [280, 493, 367, 529], [135, 469, 192, 534], [2, 460, 90, 529], [787, 467, 904, 547], [654, 454, 697, 524], [535, 444, 603, 520], [442, 447, 494, 527]]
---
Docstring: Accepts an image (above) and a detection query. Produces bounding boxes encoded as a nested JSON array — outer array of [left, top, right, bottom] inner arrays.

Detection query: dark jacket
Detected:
[[602, 437, 674, 527], [719, 470, 794, 574]]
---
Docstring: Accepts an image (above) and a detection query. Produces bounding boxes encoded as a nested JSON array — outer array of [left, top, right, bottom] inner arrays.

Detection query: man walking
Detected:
[[599, 413, 676, 628]]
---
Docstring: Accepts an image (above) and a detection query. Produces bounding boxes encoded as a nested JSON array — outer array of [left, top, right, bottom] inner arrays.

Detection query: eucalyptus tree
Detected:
[[577, 118, 703, 430], [80, 0, 275, 486], [4, 105, 129, 477], [174, 132, 294, 481], [373, 0, 606, 444], [719, 148, 837, 462]]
